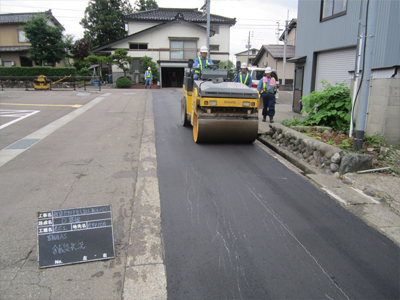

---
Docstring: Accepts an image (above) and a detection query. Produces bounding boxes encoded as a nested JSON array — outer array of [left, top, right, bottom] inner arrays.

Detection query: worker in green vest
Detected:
[[193, 46, 213, 80], [144, 67, 153, 89], [234, 62, 252, 87]]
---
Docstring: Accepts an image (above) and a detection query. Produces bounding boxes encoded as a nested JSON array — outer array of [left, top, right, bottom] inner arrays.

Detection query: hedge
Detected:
[[0, 66, 77, 76]]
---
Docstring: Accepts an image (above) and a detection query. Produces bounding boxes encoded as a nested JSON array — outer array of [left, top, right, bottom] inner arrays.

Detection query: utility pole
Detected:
[[276, 22, 281, 44], [201, 0, 211, 57], [354, 0, 378, 151], [247, 31, 251, 65], [282, 11, 289, 85]]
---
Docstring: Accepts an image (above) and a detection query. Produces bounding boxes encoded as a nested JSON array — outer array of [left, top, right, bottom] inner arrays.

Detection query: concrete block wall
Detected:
[[366, 79, 400, 145]]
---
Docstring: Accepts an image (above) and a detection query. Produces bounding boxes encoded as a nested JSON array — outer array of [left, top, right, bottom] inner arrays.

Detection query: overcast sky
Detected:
[[0, 0, 298, 61]]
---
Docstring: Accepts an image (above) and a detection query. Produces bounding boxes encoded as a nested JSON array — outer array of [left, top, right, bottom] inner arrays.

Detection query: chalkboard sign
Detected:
[[37, 205, 115, 268]]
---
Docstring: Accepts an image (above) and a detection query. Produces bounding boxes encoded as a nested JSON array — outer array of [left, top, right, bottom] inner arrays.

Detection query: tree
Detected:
[[135, 0, 158, 11], [71, 38, 92, 71], [80, 0, 133, 48], [21, 15, 67, 66], [141, 55, 158, 83], [84, 54, 109, 78], [218, 60, 234, 70], [71, 38, 92, 61], [108, 49, 133, 77], [63, 34, 75, 67], [218, 60, 235, 81]]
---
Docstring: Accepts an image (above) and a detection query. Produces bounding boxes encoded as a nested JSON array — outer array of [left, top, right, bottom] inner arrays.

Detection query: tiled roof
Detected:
[[252, 44, 296, 66], [125, 7, 236, 24], [235, 48, 259, 56], [0, 10, 62, 27], [264, 45, 296, 58], [0, 46, 30, 52]]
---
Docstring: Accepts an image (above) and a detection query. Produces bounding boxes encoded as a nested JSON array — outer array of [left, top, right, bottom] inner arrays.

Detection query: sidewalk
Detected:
[[257, 93, 400, 246]]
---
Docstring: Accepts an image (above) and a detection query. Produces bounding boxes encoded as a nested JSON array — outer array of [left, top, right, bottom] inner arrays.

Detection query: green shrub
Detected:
[[78, 67, 91, 76], [281, 116, 302, 127], [301, 80, 351, 131], [116, 77, 132, 88]]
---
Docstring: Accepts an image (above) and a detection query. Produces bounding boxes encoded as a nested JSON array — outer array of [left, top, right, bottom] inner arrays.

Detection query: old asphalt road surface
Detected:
[[154, 89, 399, 299], [0, 89, 166, 299]]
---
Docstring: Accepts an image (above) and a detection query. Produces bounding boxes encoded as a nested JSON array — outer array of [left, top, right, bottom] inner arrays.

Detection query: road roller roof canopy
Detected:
[[197, 82, 259, 99]]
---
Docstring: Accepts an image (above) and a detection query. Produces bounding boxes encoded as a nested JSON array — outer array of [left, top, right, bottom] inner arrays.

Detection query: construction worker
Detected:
[[193, 46, 213, 80], [234, 62, 252, 88], [257, 67, 277, 123], [144, 67, 153, 89]]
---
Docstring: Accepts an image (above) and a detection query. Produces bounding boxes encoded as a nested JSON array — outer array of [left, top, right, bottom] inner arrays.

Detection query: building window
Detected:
[[170, 40, 197, 60], [210, 25, 219, 34], [209, 45, 219, 51], [130, 59, 141, 73], [129, 43, 148, 50], [321, 0, 347, 21], [18, 30, 28, 43]]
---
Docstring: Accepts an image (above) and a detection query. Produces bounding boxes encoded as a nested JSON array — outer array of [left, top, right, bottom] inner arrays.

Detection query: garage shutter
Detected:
[[315, 48, 356, 91]]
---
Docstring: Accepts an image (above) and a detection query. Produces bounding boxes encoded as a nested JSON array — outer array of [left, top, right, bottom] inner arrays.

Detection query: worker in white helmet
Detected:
[[257, 67, 277, 123], [234, 62, 252, 88], [144, 66, 153, 89], [193, 46, 213, 80]]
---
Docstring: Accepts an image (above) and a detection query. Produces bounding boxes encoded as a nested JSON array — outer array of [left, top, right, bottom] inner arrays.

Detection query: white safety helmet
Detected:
[[240, 62, 248, 69], [265, 67, 272, 74], [148, 67, 151, 70], [200, 46, 208, 53]]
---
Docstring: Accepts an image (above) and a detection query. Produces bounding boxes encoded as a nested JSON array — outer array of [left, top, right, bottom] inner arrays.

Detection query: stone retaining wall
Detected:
[[262, 123, 344, 175]]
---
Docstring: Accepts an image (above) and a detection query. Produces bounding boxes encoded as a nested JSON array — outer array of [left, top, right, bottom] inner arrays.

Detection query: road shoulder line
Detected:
[[123, 92, 167, 299]]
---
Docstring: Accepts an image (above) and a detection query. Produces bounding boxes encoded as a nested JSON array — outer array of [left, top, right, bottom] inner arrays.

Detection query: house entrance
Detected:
[[161, 67, 184, 88]]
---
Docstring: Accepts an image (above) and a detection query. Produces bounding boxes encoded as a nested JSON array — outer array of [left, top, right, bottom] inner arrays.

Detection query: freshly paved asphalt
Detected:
[[154, 89, 399, 299]]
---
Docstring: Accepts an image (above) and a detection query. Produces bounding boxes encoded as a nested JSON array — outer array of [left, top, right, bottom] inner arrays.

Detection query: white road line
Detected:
[[0, 109, 40, 129], [0, 94, 110, 167]]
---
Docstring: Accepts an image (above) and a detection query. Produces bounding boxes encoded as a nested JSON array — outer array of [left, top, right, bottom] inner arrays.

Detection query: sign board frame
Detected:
[[37, 205, 115, 268]]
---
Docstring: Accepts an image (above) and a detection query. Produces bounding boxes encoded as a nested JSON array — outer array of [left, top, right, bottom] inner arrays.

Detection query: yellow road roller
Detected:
[[181, 61, 260, 143], [33, 75, 71, 90]]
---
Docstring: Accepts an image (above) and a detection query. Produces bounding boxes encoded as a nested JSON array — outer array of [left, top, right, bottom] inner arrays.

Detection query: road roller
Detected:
[[181, 61, 260, 143], [33, 75, 71, 90]]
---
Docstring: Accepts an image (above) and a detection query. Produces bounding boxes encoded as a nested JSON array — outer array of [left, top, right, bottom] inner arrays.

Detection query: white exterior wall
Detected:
[[110, 20, 233, 82], [127, 21, 160, 35]]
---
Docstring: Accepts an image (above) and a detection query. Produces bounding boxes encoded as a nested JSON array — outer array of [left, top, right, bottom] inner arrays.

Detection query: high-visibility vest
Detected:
[[195, 56, 209, 74], [240, 72, 249, 85], [262, 77, 276, 93], [145, 71, 152, 78]]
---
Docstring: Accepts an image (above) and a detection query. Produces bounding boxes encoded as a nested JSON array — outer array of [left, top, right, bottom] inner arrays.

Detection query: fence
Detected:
[[0, 76, 106, 92]]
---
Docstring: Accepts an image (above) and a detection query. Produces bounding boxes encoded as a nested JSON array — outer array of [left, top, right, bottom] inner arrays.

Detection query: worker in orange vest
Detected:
[[257, 67, 277, 123]]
